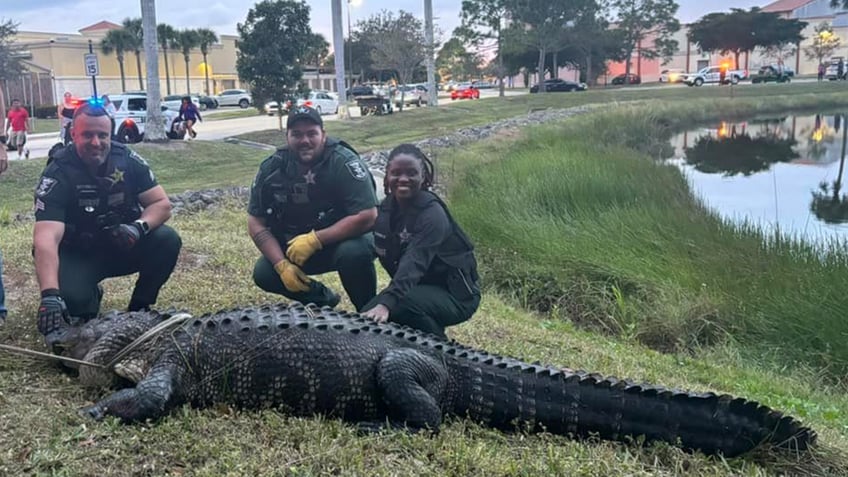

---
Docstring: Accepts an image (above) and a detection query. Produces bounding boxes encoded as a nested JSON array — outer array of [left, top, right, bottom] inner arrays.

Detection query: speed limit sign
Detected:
[[84, 53, 99, 77]]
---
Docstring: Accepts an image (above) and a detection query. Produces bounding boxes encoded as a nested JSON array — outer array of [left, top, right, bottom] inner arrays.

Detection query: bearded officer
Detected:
[[32, 102, 182, 337], [248, 106, 377, 310]]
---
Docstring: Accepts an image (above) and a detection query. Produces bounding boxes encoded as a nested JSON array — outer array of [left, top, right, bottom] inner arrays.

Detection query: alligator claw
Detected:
[[80, 405, 106, 421]]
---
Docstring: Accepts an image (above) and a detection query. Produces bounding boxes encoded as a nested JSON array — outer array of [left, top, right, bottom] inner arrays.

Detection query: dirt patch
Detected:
[[492, 127, 524, 141], [176, 250, 210, 271]]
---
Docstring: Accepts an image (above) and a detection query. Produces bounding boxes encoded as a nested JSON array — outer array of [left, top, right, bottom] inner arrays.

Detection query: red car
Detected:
[[450, 85, 480, 100]]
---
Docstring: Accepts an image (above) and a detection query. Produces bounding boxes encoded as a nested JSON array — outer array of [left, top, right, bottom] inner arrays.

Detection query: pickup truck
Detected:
[[684, 65, 748, 86]]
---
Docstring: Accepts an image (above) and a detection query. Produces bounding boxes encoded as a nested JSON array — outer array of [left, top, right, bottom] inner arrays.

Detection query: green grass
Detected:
[[28, 119, 60, 135], [447, 97, 848, 381], [205, 108, 265, 121], [2, 88, 848, 475], [240, 82, 848, 150], [1, 206, 847, 476]]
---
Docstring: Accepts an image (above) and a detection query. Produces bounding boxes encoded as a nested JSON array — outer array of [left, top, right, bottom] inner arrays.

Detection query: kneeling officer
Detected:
[[33, 102, 182, 337], [248, 106, 378, 310]]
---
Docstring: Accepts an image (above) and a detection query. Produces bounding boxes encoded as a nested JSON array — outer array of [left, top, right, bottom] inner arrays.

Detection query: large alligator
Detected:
[[50, 303, 815, 457]]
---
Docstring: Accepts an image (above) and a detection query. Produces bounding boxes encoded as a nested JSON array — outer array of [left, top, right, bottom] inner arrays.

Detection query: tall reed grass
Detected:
[[450, 99, 848, 380]]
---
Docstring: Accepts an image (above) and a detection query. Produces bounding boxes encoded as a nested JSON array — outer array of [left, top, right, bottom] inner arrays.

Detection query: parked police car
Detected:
[[109, 92, 186, 143]]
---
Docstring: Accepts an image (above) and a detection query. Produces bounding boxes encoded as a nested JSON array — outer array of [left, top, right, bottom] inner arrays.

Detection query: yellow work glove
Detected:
[[273, 259, 311, 293], [286, 230, 323, 266]]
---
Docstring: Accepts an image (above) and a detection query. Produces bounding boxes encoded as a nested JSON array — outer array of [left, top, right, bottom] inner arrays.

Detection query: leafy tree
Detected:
[[237, 0, 313, 121], [175, 29, 200, 94], [0, 19, 25, 83], [611, 0, 680, 81], [554, 3, 623, 85], [753, 10, 804, 68], [804, 22, 841, 67], [122, 18, 145, 90], [157, 24, 177, 95], [357, 10, 429, 111], [689, 9, 804, 70], [303, 33, 329, 88], [501, 43, 539, 87], [459, 0, 507, 96], [196, 28, 218, 95], [436, 36, 481, 82], [503, 0, 596, 92], [101, 27, 136, 92]]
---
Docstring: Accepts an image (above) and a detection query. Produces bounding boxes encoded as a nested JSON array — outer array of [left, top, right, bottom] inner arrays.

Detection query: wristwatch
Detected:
[[134, 219, 151, 235]]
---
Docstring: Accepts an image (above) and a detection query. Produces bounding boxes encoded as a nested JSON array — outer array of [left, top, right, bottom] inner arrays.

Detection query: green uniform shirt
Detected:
[[34, 144, 157, 224], [248, 138, 377, 236]]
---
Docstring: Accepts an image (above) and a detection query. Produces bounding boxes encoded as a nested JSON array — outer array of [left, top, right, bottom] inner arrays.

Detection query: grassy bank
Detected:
[[1, 89, 848, 475], [447, 96, 848, 381], [238, 82, 848, 149], [0, 207, 847, 476]]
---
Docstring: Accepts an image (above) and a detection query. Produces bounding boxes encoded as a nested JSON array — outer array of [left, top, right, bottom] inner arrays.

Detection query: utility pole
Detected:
[[424, 0, 437, 107], [332, 0, 350, 119], [141, 0, 166, 141]]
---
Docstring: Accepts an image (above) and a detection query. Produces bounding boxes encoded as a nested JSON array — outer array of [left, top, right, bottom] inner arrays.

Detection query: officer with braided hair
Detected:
[[361, 144, 480, 338], [248, 106, 378, 311], [32, 102, 181, 339]]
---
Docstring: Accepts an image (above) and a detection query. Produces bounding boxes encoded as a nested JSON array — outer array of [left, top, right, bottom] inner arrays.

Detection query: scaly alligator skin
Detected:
[[51, 303, 816, 457]]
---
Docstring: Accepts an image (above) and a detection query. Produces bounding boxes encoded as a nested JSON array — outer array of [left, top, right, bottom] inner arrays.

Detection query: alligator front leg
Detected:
[[82, 369, 179, 422], [376, 349, 449, 432]]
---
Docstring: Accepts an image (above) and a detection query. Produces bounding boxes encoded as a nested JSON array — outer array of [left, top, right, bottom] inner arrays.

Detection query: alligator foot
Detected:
[[80, 404, 107, 421]]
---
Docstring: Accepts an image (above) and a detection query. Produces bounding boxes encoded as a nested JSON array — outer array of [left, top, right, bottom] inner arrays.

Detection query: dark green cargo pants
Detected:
[[363, 285, 480, 338], [253, 234, 376, 311], [58, 225, 182, 319]]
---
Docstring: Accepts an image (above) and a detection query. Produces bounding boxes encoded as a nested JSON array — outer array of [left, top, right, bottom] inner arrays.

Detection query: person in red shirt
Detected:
[[5, 99, 30, 159]]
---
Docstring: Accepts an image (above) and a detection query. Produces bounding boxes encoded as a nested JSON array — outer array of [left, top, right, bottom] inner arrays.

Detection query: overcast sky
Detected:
[[7, 0, 768, 43]]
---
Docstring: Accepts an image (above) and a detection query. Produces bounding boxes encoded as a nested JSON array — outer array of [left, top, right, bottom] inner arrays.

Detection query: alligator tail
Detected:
[[451, 355, 815, 457]]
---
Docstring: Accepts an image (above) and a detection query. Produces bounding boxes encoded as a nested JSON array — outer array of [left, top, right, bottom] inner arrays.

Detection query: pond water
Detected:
[[669, 113, 848, 247]]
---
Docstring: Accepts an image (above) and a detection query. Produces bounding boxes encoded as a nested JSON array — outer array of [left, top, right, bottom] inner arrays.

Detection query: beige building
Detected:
[[6, 20, 336, 108], [5, 20, 247, 106], [653, 0, 848, 79]]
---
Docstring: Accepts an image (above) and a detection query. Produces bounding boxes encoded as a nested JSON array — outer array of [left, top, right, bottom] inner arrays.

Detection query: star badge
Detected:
[[399, 227, 412, 243], [109, 169, 125, 184], [303, 170, 317, 185]]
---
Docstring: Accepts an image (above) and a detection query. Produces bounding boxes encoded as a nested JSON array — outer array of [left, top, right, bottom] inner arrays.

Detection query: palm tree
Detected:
[[122, 18, 145, 89], [101, 28, 136, 92], [157, 24, 177, 95], [196, 28, 218, 95], [175, 29, 200, 94]]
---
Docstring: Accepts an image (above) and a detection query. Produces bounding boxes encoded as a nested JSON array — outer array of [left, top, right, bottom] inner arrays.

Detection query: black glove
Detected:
[[37, 289, 70, 335], [107, 223, 143, 250]]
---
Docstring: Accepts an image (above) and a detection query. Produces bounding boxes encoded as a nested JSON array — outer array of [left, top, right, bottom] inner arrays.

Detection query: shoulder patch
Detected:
[[128, 150, 150, 167], [345, 160, 369, 181], [35, 177, 58, 197]]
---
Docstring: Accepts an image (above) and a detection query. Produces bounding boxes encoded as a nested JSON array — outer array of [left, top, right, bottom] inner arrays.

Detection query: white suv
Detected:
[[215, 89, 252, 108], [109, 93, 185, 143]]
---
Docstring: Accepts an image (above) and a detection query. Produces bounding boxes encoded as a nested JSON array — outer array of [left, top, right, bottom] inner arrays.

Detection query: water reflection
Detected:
[[810, 119, 848, 224], [670, 113, 848, 246], [684, 126, 798, 176]]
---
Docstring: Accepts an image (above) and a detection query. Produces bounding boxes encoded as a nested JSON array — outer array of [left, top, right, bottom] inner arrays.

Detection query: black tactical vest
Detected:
[[260, 138, 366, 240], [51, 144, 142, 249], [374, 191, 480, 301]]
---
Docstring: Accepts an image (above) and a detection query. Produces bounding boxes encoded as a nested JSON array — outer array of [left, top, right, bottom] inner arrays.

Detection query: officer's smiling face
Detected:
[[72, 113, 112, 168], [386, 153, 423, 201], [286, 120, 326, 164]]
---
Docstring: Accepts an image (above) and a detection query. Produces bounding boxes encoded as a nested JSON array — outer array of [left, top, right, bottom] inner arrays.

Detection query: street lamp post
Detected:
[[348, 0, 362, 89]]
